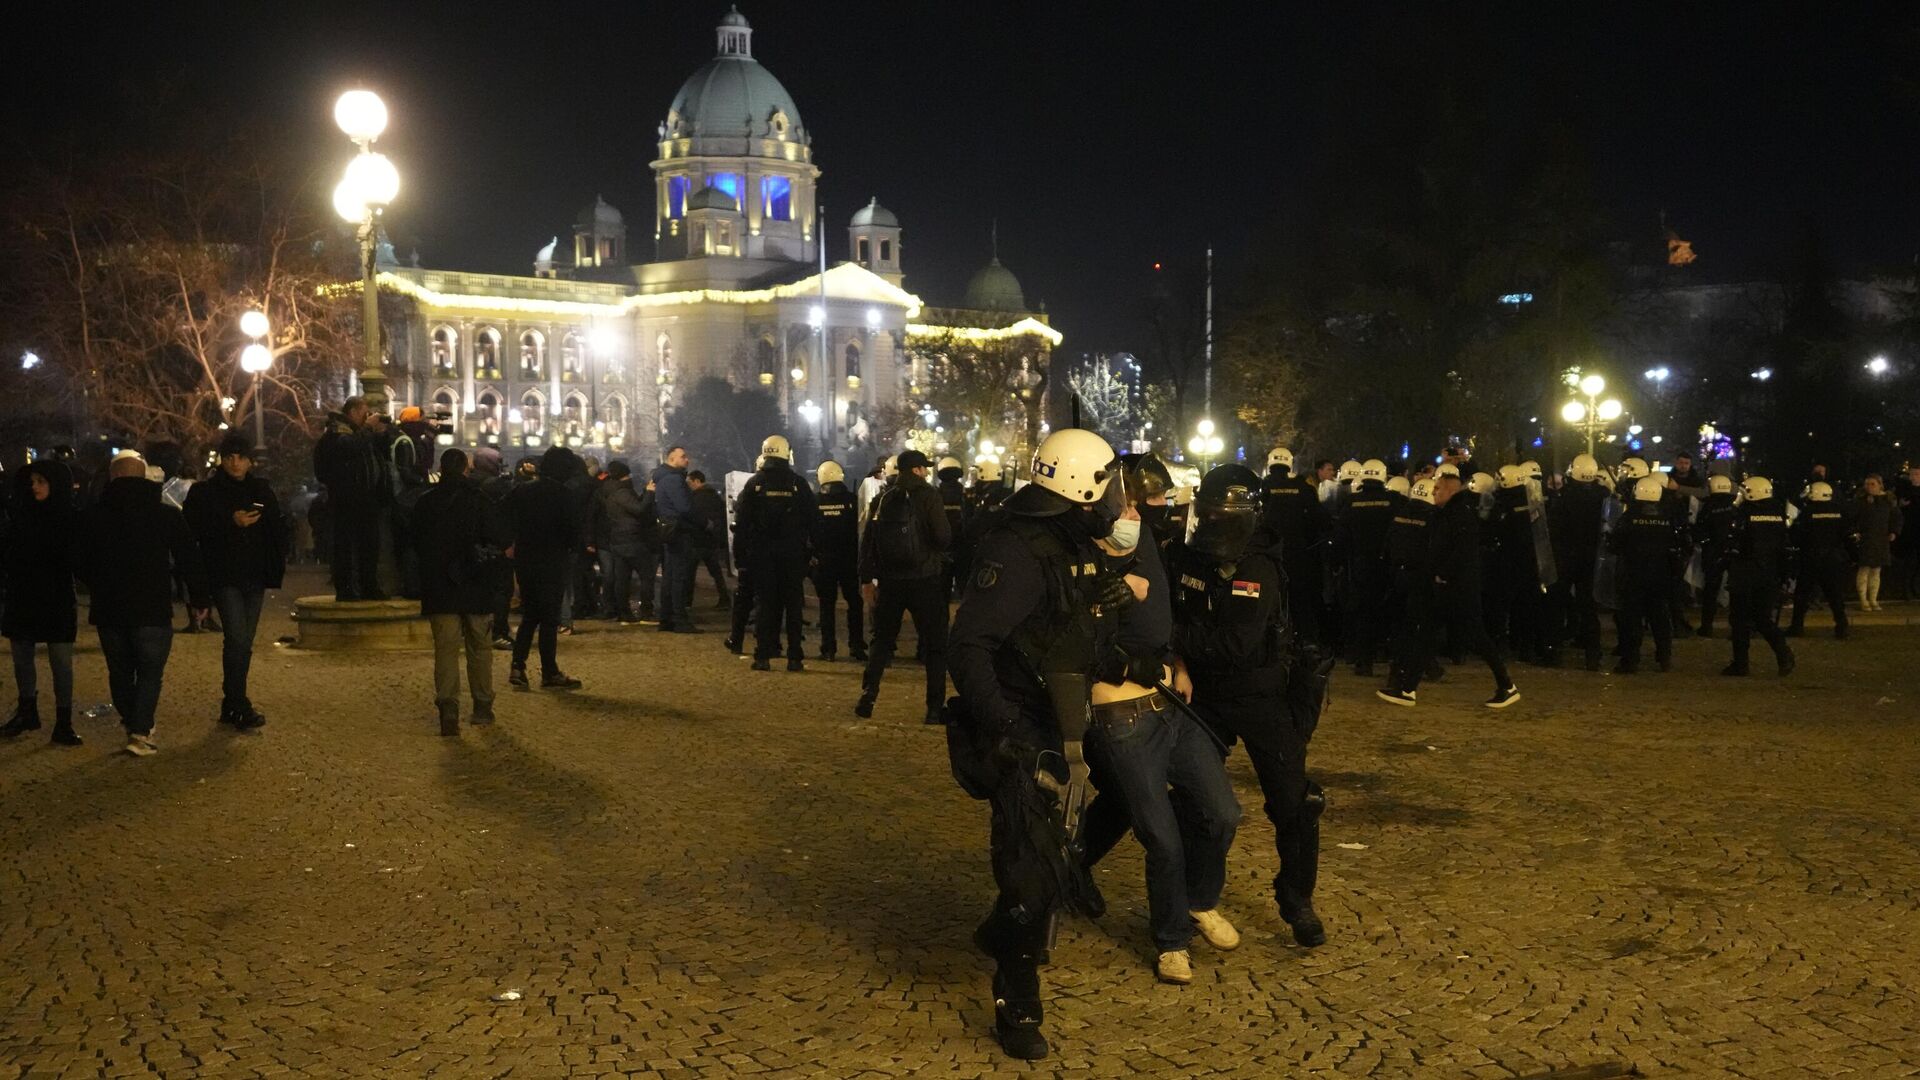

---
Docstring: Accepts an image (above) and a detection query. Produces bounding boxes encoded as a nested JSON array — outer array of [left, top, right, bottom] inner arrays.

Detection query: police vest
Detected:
[[1169, 544, 1289, 676]]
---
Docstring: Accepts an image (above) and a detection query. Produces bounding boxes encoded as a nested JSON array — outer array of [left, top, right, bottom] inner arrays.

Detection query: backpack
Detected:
[[872, 486, 928, 576]]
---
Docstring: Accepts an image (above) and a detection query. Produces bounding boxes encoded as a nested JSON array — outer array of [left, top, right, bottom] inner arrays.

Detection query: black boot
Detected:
[[50, 706, 82, 746], [1277, 782, 1327, 947], [853, 686, 877, 718], [0, 698, 40, 738], [989, 962, 1048, 1061]]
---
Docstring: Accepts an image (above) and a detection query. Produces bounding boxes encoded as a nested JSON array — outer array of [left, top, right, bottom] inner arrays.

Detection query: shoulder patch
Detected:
[[1231, 579, 1262, 598], [974, 563, 1001, 590]]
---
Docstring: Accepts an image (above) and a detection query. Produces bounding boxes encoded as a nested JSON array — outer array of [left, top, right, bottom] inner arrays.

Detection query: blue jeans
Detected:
[[1081, 699, 1242, 951], [96, 625, 174, 737], [213, 586, 265, 711]]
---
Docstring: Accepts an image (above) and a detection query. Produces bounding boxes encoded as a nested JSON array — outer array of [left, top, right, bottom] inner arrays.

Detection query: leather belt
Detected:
[[1092, 691, 1170, 726]]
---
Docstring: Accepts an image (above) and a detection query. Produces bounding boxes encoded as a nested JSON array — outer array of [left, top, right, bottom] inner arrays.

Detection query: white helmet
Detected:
[[1029, 428, 1121, 506], [759, 434, 791, 462], [937, 456, 963, 474], [817, 460, 844, 486], [1410, 478, 1437, 505], [1267, 447, 1294, 470], [1337, 459, 1363, 484], [1436, 462, 1462, 479], [882, 455, 899, 480], [1807, 481, 1834, 502], [1385, 476, 1411, 496], [1469, 472, 1497, 496], [1708, 475, 1733, 495], [1568, 453, 1600, 483], [1633, 475, 1666, 503], [754, 454, 766, 470], [1619, 457, 1651, 480], [1497, 464, 1526, 489], [1360, 458, 1388, 482], [977, 459, 1003, 482], [1519, 461, 1542, 481], [1740, 476, 1773, 501]]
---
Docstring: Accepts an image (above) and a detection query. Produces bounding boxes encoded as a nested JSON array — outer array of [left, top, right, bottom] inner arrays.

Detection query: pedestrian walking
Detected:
[[1851, 474, 1903, 611], [76, 451, 210, 757], [0, 460, 83, 746], [182, 433, 287, 729], [505, 446, 584, 690], [855, 449, 951, 723], [414, 448, 500, 734]]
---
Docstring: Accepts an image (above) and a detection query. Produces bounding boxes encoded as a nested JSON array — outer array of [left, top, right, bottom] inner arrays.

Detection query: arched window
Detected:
[[521, 390, 545, 435], [563, 392, 588, 436], [519, 330, 544, 377], [559, 332, 581, 377], [432, 387, 458, 419], [844, 342, 862, 382], [475, 327, 501, 373], [432, 326, 458, 372], [657, 333, 673, 378], [602, 395, 628, 438], [477, 390, 502, 435]]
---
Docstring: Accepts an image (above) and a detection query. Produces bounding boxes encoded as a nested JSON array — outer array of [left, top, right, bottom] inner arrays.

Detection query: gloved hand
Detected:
[[1094, 571, 1139, 613]]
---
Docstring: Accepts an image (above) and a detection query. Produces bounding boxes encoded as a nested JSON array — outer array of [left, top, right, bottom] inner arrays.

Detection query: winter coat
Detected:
[[1427, 496, 1484, 589], [77, 476, 209, 627], [689, 486, 728, 552], [651, 464, 693, 531], [733, 459, 816, 567], [313, 414, 385, 506], [182, 469, 288, 593], [1852, 493, 1904, 568], [858, 471, 951, 582], [599, 478, 657, 555], [413, 475, 499, 616], [3, 462, 79, 643], [505, 477, 579, 586]]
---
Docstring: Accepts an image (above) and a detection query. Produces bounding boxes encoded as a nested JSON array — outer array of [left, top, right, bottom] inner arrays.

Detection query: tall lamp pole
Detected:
[[1560, 372, 1623, 456], [332, 90, 399, 414], [239, 309, 273, 452]]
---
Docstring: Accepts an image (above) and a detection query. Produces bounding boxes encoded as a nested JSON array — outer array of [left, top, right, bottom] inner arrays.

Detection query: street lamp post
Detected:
[[239, 308, 273, 452], [1560, 372, 1623, 456], [1186, 417, 1224, 470], [332, 90, 399, 415]]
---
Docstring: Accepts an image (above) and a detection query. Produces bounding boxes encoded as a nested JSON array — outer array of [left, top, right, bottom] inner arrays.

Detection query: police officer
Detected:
[[1378, 471, 1521, 708], [948, 428, 1123, 1061], [1489, 465, 1552, 665], [1260, 447, 1329, 646], [809, 461, 866, 662], [734, 436, 815, 672], [1548, 454, 1609, 669], [857, 449, 952, 723], [969, 458, 1009, 513], [1337, 459, 1395, 677], [1694, 475, 1738, 637], [1611, 475, 1680, 673], [1723, 476, 1796, 677], [1127, 451, 1183, 555], [936, 456, 971, 597], [1787, 481, 1851, 639], [1171, 464, 1331, 948], [1383, 477, 1437, 690]]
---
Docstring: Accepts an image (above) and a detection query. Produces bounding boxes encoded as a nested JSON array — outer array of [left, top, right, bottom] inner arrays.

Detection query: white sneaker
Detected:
[[1190, 908, 1242, 950], [124, 734, 157, 757], [1156, 949, 1193, 985]]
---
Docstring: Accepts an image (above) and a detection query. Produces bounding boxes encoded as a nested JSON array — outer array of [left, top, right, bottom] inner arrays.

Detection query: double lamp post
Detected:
[[331, 90, 400, 415]]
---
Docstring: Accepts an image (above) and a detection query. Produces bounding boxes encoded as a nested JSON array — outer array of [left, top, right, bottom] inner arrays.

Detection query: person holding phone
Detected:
[[183, 433, 287, 730]]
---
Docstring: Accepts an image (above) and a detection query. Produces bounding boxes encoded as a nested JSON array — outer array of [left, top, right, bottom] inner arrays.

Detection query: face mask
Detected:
[[1106, 518, 1142, 553]]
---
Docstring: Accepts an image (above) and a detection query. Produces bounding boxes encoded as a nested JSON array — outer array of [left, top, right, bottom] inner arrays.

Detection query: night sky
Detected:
[[10, 3, 1918, 356]]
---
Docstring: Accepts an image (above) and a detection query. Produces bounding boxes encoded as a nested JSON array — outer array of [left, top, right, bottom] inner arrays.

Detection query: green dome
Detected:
[[664, 10, 806, 144], [850, 197, 898, 228], [964, 258, 1027, 311]]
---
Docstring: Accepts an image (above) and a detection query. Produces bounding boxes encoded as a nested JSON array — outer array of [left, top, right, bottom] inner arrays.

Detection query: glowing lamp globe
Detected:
[[1561, 400, 1588, 423], [239, 310, 270, 339], [1579, 374, 1606, 397], [334, 90, 388, 143], [1197, 418, 1216, 438], [332, 180, 368, 223], [239, 344, 273, 374], [344, 152, 399, 208], [1187, 436, 1205, 454], [1597, 398, 1623, 421]]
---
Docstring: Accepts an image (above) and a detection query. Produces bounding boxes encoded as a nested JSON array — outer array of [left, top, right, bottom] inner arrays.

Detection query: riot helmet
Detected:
[[1266, 447, 1294, 472], [1708, 475, 1733, 495], [1189, 463, 1263, 559], [1619, 457, 1651, 480], [1410, 478, 1437, 505], [760, 434, 792, 462], [1005, 428, 1124, 532], [1568, 453, 1601, 483], [1360, 458, 1388, 483], [1632, 476, 1666, 503], [1385, 476, 1411, 496], [817, 460, 845, 486], [1740, 476, 1773, 502], [1807, 481, 1834, 502], [1469, 472, 1497, 496], [1337, 459, 1363, 484]]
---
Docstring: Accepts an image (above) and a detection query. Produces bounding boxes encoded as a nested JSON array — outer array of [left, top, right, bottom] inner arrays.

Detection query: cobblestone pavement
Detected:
[[3, 569, 1918, 1078]]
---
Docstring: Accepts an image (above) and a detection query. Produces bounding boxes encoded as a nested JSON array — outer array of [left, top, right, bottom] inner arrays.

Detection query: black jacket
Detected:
[[78, 477, 208, 627], [505, 477, 579, 581], [1261, 467, 1329, 562], [1609, 501, 1682, 580], [313, 414, 384, 506], [734, 459, 816, 565], [1169, 536, 1288, 699], [1428, 496, 1484, 589], [598, 478, 657, 554], [1338, 480, 1395, 565], [858, 471, 951, 581], [689, 486, 728, 552], [1731, 497, 1792, 580], [183, 469, 288, 592], [1549, 479, 1609, 580], [413, 475, 498, 616], [810, 481, 860, 572], [3, 463, 79, 643]]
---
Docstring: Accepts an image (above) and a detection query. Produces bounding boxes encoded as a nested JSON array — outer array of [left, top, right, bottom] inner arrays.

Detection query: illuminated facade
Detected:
[[376, 7, 1055, 466]]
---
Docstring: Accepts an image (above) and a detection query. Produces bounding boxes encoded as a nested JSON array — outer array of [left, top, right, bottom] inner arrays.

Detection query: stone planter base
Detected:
[[292, 596, 430, 650]]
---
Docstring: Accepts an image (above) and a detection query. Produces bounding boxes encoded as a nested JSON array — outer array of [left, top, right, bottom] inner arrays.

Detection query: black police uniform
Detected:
[[1397, 493, 1514, 695], [733, 457, 816, 666], [1169, 528, 1328, 944], [1336, 479, 1396, 675], [1488, 484, 1551, 663], [1610, 498, 1680, 672], [948, 505, 1105, 1060], [1547, 479, 1609, 668], [1694, 491, 1738, 636], [1725, 496, 1796, 676], [938, 469, 972, 598], [1384, 496, 1434, 687], [810, 479, 865, 660], [1788, 499, 1852, 638], [1261, 465, 1329, 646]]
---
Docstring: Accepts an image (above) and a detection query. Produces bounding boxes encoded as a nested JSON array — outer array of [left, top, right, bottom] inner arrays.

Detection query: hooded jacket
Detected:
[[182, 467, 288, 592], [313, 413, 384, 505], [79, 476, 209, 627], [3, 462, 80, 643]]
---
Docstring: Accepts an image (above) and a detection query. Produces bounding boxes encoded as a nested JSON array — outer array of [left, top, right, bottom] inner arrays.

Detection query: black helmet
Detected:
[[1123, 452, 1175, 503], [1190, 463, 1262, 559]]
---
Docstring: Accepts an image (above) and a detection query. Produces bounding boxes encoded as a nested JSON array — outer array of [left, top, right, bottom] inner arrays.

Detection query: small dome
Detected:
[[850, 197, 898, 229], [965, 258, 1027, 311], [686, 185, 739, 213], [719, 5, 749, 27], [577, 195, 623, 228]]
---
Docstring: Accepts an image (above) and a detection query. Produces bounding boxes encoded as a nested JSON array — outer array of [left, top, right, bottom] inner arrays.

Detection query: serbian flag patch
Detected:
[[1231, 580, 1261, 598]]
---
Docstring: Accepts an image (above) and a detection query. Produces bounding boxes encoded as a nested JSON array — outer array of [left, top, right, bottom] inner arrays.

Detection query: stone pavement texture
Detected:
[[3, 571, 1918, 1079]]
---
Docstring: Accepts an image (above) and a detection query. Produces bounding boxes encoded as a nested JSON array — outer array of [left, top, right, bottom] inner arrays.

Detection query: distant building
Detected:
[[369, 8, 1056, 466]]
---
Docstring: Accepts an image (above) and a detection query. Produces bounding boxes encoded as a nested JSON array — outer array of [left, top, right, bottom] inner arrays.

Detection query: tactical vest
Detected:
[[1169, 543, 1290, 677], [1001, 516, 1102, 685]]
